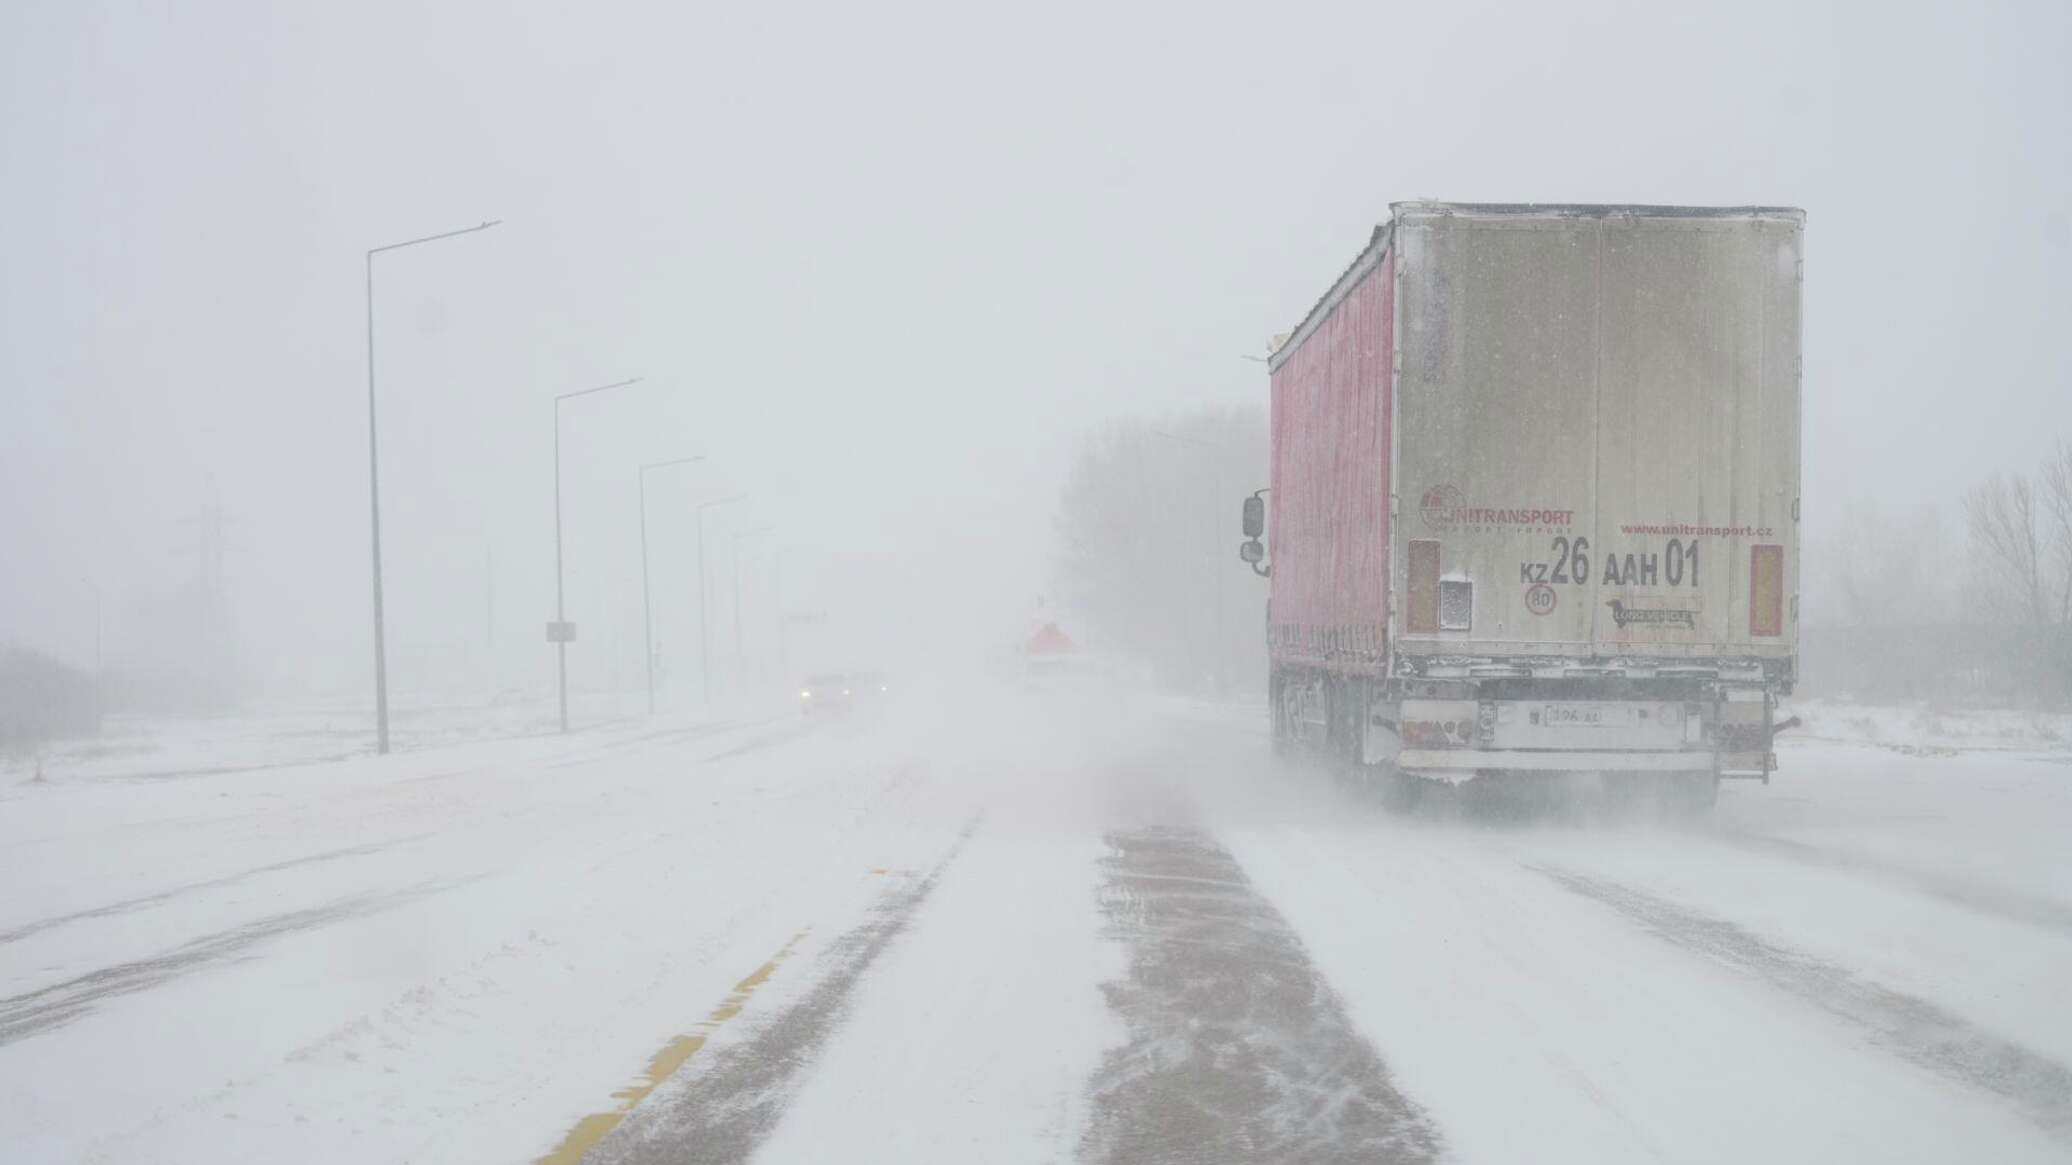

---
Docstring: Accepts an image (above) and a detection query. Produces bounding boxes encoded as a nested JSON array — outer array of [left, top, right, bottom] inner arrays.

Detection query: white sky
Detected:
[[3, 0, 2067, 693]]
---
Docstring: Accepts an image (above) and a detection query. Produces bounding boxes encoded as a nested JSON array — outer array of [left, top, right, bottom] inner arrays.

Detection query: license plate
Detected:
[[1541, 704, 1634, 728]]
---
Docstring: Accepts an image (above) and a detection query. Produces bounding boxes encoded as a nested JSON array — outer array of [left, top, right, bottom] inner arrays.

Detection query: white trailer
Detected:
[[1257, 203, 1803, 806]]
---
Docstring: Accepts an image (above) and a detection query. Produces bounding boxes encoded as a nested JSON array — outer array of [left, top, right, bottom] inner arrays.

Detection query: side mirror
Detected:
[[1241, 494, 1265, 538], [1239, 539, 1265, 565]]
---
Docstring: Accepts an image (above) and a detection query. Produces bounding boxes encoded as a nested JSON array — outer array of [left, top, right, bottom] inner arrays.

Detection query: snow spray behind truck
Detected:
[[1243, 203, 1802, 808]]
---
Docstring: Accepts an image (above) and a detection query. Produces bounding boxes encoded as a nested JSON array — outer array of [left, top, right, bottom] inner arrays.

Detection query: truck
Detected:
[[1243, 202, 1803, 809]]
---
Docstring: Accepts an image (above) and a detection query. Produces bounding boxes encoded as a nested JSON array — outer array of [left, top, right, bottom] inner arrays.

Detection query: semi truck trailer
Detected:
[[1245, 202, 1803, 808]]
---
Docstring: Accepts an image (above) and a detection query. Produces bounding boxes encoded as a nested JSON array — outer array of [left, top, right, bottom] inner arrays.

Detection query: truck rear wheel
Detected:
[[1672, 772, 1720, 816], [1374, 766, 1425, 813]]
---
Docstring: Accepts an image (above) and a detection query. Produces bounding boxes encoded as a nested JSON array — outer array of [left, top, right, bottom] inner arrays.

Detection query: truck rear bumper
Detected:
[[1397, 749, 1715, 774]]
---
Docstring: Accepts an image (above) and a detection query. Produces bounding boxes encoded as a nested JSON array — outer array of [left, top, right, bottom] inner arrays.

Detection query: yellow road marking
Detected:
[[534, 928, 812, 1165]]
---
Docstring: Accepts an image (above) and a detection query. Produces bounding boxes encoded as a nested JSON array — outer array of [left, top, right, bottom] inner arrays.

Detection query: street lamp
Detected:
[[695, 494, 748, 715], [552, 376, 643, 734], [731, 525, 774, 691], [638, 455, 705, 714], [364, 218, 501, 755]]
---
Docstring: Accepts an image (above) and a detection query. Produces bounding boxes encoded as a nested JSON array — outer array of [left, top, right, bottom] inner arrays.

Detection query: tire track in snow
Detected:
[[531, 928, 816, 1165], [1082, 829, 1442, 1165], [0, 833, 434, 947], [1540, 867, 2072, 1140], [543, 717, 755, 769], [73, 752, 367, 784], [698, 719, 817, 763], [1705, 828, 2072, 938], [578, 820, 975, 1165], [0, 876, 474, 1045]]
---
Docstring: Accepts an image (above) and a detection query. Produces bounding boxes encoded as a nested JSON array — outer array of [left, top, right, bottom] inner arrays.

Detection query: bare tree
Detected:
[[1963, 442, 2072, 697], [0, 644, 101, 758], [2041, 442, 2072, 627], [1964, 473, 2046, 624], [1052, 406, 1268, 692], [1819, 501, 1952, 627]]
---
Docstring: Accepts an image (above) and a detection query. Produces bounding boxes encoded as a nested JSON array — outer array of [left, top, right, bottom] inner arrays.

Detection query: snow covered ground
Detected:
[[3, 679, 2069, 1163]]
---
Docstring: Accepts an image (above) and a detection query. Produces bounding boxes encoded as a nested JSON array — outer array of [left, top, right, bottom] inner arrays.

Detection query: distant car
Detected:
[[798, 670, 890, 716], [799, 672, 851, 716]]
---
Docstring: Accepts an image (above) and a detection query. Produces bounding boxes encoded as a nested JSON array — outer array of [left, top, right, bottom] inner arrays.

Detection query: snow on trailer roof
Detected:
[[1265, 201, 1806, 374], [1265, 221, 1392, 374], [1392, 201, 1804, 221]]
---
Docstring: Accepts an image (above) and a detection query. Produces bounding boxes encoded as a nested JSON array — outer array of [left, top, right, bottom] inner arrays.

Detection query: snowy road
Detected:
[[3, 686, 2070, 1163]]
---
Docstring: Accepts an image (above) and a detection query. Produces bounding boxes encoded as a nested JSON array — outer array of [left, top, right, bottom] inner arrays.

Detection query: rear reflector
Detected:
[[1407, 540, 1440, 633], [1750, 544, 1784, 636]]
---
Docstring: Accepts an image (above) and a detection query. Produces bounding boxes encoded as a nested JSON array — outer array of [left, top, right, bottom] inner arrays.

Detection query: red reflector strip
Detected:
[[1750, 544, 1784, 636], [1407, 539, 1440, 634]]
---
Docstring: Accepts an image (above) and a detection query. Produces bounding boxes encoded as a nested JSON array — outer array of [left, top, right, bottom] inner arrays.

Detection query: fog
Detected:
[[8, 10, 2072, 1154], [5, 0, 2069, 710]]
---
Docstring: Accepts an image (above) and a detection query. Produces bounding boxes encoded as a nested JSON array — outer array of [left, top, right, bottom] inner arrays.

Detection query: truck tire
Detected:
[[1673, 773, 1721, 816], [1602, 772, 1663, 816], [1375, 765, 1425, 813]]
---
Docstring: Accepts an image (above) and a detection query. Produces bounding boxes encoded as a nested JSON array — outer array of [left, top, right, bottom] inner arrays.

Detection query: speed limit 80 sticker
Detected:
[[1524, 582, 1558, 615]]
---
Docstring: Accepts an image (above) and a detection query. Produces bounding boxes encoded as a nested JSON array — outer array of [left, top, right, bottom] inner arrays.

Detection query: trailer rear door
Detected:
[[1390, 204, 1802, 664]]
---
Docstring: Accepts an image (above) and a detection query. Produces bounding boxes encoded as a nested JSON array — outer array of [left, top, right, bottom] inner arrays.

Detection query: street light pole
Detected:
[[731, 525, 774, 691], [552, 376, 643, 734], [695, 494, 748, 716], [364, 219, 500, 755], [638, 455, 705, 714], [770, 546, 793, 682]]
